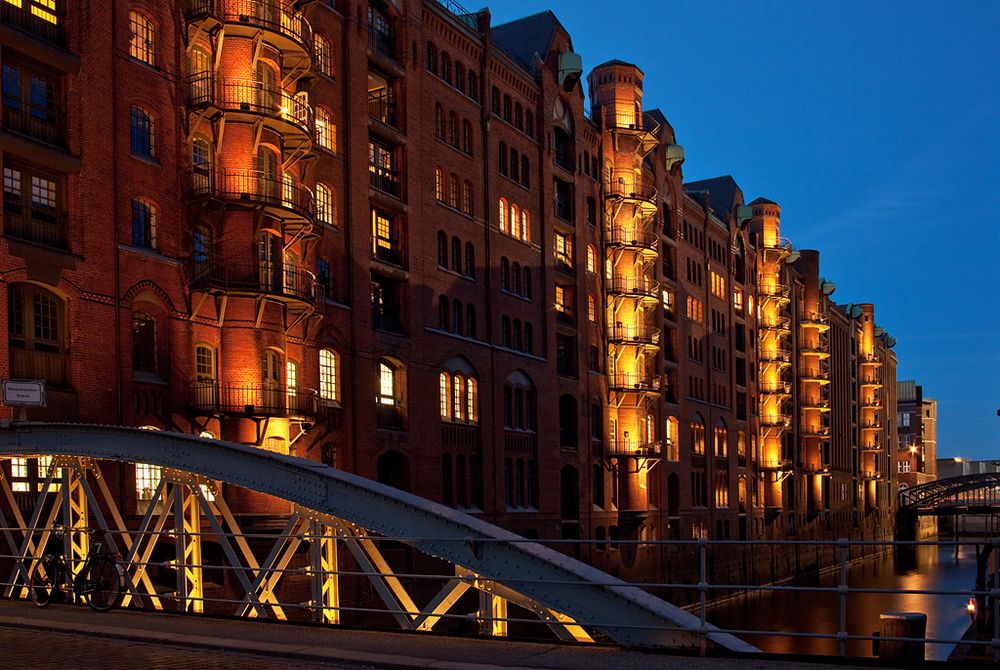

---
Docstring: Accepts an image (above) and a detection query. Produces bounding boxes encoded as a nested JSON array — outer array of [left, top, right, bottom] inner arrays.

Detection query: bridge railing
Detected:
[[0, 523, 993, 661]]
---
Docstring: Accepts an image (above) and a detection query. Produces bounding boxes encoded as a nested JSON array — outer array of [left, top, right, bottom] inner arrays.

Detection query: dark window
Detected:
[[451, 236, 461, 271], [465, 304, 476, 339], [130, 106, 154, 157], [132, 312, 157, 374], [464, 241, 475, 277], [131, 198, 156, 249], [7, 284, 66, 386], [554, 179, 572, 220], [437, 230, 447, 267]]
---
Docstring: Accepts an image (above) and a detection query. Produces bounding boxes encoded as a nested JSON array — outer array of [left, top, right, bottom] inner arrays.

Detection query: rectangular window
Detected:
[[710, 271, 726, 300], [135, 463, 162, 502], [3, 163, 64, 247], [553, 232, 572, 269], [686, 296, 703, 323], [733, 287, 744, 311]]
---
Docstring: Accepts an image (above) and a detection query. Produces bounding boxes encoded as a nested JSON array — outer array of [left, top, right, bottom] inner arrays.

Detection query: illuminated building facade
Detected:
[[1, 0, 899, 571], [896, 381, 937, 487]]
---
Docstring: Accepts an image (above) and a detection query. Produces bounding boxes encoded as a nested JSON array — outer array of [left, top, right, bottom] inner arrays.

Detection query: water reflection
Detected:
[[706, 544, 977, 660]]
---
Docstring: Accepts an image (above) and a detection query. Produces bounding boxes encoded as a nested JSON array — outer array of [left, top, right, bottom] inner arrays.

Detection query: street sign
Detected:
[[2, 380, 47, 407]]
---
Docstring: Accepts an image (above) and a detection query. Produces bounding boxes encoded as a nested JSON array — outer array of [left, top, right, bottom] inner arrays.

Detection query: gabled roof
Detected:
[[491, 11, 565, 73], [683, 175, 741, 221]]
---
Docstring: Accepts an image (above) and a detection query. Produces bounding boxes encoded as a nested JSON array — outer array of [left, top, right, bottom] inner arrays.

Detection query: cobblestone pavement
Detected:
[[0, 624, 353, 670]]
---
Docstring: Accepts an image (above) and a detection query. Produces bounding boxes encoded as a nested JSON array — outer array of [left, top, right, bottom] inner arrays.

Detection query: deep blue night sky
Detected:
[[487, 1, 1000, 459]]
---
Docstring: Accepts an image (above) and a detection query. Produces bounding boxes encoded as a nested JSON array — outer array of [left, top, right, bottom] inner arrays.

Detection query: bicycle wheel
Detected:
[[78, 556, 122, 612], [29, 564, 57, 608]]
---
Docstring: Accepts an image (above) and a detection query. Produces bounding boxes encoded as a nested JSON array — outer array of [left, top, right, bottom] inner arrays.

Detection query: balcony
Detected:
[[800, 398, 831, 411], [800, 424, 831, 437], [605, 172, 656, 203], [3, 203, 66, 250], [861, 444, 883, 454], [190, 381, 317, 418], [189, 258, 318, 307], [759, 316, 791, 333], [553, 251, 573, 275], [862, 395, 883, 409], [2, 102, 65, 148], [800, 362, 831, 383], [760, 458, 793, 472], [861, 419, 883, 431], [367, 89, 398, 129], [608, 372, 661, 394], [799, 345, 830, 359], [760, 414, 792, 430], [184, 0, 312, 74], [759, 380, 792, 396], [799, 311, 830, 330], [188, 168, 315, 232], [759, 283, 791, 302], [606, 275, 659, 300], [759, 349, 792, 365], [607, 438, 662, 459], [760, 236, 793, 258], [186, 75, 314, 155], [1, 2, 64, 45], [801, 464, 831, 475], [860, 353, 882, 366], [606, 225, 658, 252], [608, 324, 660, 347], [861, 471, 884, 481], [860, 371, 883, 387], [369, 163, 400, 198], [601, 110, 646, 131]]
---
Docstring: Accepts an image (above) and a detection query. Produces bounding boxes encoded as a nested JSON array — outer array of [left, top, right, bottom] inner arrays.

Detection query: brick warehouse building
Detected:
[[0, 0, 900, 582]]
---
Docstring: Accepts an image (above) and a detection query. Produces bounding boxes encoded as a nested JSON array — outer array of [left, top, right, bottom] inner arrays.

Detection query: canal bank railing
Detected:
[[0, 527, 994, 661]]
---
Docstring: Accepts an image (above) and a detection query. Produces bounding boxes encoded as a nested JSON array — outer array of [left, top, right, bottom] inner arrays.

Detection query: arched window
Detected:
[[514, 102, 523, 130], [509, 148, 518, 182], [452, 298, 462, 335], [130, 106, 154, 157], [468, 72, 479, 101], [131, 198, 157, 249], [450, 236, 461, 271], [316, 183, 333, 227], [440, 51, 452, 83], [437, 230, 447, 266], [438, 295, 449, 330], [434, 104, 443, 139], [315, 107, 335, 151], [132, 312, 157, 375], [511, 262, 521, 294], [520, 209, 530, 242], [691, 413, 706, 454], [129, 11, 155, 65], [715, 418, 729, 457], [192, 224, 212, 272], [462, 120, 472, 155], [314, 34, 333, 77], [491, 86, 500, 115], [8, 284, 66, 386], [501, 315, 510, 347], [448, 173, 458, 208], [319, 349, 338, 403], [498, 141, 508, 175], [504, 371, 536, 431], [560, 465, 579, 521], [440, 358, 479, 424], [524, 322, 533, 353], [509, 203, 519, 237], [465, 304, 476, 339], [500, 257, 509, 289], [454, 61, 465, 92], [592, 465, 604, 509], [665, 417, 679, 460], [522, 267, 532, 298], [587, 244, 596, 273], [426, 41, 438, 72], [587, 294, 597, 322], [464, 241, 475, 277], [462, 180, 473, 215], [521, 155, 529, 187], [448, 111, 457, 145], [498, 198, 508, 232], [435, 167, 444, 201], [502, 94, 511, 121], [525, 110, 534, 138], [553, 127, 571, 169]]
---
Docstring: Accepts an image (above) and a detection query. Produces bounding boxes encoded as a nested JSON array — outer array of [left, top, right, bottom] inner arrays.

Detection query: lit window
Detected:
[[315, 108, 335, 151], [733, 287, 744, 311], [36, 456, 62, 491], [686, 296, 703, 323], [320, 349, 338, 403], [130, 106, 154, 157], [30, 175, 56, 208], [316, 183, 333, 227], [9, 458, 29, 492], [439, 372, 450, 418], [286, 360, 298, 407], [448, 173, 458, 208], [131, 198, 156, 249], [466, 378, 477, 422], [3, 167, 21, 199], [378, 362, 396, 405], [129, 12, 155, 65], [135, 463, 161, 502], [710, 271, 726, 300], [498, 198, 507, 232], [314, 34, 332, 77], [435, 168, 444, 201], [587, 244, 596, 273], [587, 294, 597, 322]]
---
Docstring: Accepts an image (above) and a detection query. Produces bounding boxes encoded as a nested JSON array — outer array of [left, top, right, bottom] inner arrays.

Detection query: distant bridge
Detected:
[[0, 422, 755, 653], [897, 473, 1000, 540]]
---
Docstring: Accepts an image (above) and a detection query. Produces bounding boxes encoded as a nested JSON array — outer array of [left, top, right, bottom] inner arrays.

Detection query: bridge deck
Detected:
[[0, 600, 880, 670]]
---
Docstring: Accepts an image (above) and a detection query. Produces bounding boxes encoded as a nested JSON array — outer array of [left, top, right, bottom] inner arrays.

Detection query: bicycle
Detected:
[[28, 527, 123, 612]]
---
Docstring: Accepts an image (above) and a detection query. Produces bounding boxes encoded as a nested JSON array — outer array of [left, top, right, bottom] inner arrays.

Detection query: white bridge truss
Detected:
[[0, 422, 755, 652]]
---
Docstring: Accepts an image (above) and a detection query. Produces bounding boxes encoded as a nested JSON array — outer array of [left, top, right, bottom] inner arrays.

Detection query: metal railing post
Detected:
[[698, 537, 707, 656], [838, 537, 848, 656], [993, 538, 999, 662]]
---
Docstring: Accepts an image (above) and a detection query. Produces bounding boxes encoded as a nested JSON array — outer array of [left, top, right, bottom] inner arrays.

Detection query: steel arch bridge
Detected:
[[899, 473, 1000, 514], [0, 422, 755, 652]]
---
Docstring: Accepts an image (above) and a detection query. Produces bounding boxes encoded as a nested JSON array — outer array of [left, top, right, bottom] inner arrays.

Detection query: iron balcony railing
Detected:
[[602, 109, 645, 130], [761, 236, 793, 253], [759, 349, 792, 364], [606, 225, 657, 250], [759, 380, 792, 395], [860, 353, 882, 366], [0, 2, 64, 44], [605, 172, 656, 201], [432, 0, 480, 30], [376, 401, 404, 429], [2, 102, 64, 147], [606, 275, 659, 298], [760, 414, 792, 429], [553, 251, 573, 273], [608, 324, 660, 345], [367, 24, 395, 59], [800, 345, 830, 357], [187, 74, 314, 138], [861, 419, 883, 430], [608, 372, 661, 393], [861, 372, 883, 386], [188, 168, 315, 221], [190, 381, 317, 417], [185, 0, 312, 56], [369, 163, 400, 196], [607, 438, 662, 458], [800, 424, 832, 437], [800, 360, 831, 380], [800, 311, 830, 326], [759, 316, 792, 332], [760, 283, 791, 300], [367, 89, 398, 127], [189, 258, 318, 304], [759, 458, 793, 471], [2, 203, 67, 249]]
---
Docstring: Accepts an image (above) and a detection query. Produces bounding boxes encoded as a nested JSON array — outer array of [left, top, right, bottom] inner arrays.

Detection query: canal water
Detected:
[[705, 543, 979, 660]]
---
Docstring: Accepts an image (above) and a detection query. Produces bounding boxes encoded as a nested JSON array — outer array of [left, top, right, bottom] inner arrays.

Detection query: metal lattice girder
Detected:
[[901, 473, 1000, 509], [0, 423, 757, 651]]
